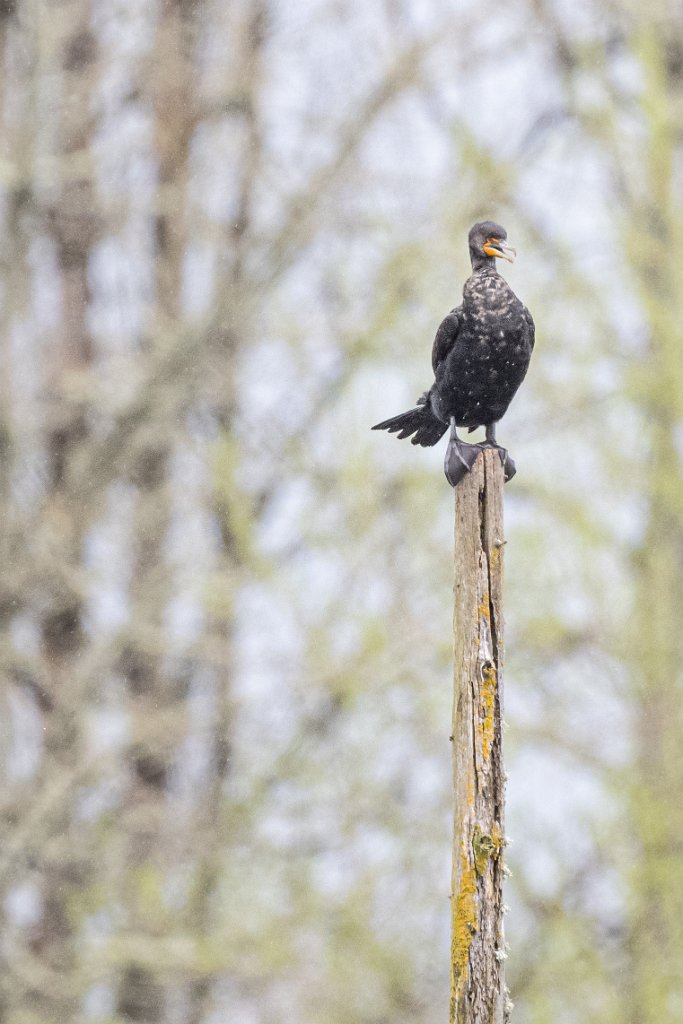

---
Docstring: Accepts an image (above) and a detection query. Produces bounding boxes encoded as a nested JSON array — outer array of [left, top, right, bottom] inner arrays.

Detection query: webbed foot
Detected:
[[444, 437, 482, 488], [476, 441, 516, 482], [500, 449, 516, 482]]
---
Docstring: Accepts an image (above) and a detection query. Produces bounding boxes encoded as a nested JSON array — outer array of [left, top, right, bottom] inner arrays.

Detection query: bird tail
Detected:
[[372, 401, 447, 447]]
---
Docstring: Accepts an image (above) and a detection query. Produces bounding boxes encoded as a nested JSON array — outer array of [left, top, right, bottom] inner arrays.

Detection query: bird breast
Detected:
[[434, 272, 532, 428]]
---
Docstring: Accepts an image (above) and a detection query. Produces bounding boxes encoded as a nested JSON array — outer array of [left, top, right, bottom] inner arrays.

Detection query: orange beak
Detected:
[[483, 238, 516, 262]]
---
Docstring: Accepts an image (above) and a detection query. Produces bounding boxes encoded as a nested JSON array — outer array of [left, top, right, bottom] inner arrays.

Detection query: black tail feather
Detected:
[[372, 404, 447, 447]]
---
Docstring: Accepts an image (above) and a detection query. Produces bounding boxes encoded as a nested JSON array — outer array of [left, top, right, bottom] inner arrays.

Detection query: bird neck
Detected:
[[470, 254, 498, 274]]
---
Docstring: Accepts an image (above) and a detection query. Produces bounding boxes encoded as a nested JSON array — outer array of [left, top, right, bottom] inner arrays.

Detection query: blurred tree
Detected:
[[113, 1, 202, 1018], [0, 2, 101, 1019], [1, 0, 683, 1023]]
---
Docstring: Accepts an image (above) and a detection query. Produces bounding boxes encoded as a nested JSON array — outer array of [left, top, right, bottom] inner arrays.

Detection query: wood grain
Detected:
[[450, 450, 508, 1024]]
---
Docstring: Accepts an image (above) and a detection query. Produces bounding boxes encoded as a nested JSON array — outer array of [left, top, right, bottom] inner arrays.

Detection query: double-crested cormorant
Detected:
[[372, 221, 535, 487]]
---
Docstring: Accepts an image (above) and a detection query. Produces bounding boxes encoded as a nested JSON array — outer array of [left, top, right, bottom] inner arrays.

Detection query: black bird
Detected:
[[372, 221, 535, 487]]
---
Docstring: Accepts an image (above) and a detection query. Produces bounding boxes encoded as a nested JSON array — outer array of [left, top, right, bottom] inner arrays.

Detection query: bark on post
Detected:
[[450, 449, 508, 1024]]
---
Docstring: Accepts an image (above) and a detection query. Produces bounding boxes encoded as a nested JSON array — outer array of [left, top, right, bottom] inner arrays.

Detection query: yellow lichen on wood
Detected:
[[472, 826, 492, 876], [490, 821, 503, 854], [473, 822, 504, 876], [479, 661, 497, 760], [451, 847, 477, 994]]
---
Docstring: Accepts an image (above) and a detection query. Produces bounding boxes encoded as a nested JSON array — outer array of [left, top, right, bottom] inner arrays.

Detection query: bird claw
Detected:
[[501, 450, 516, 482]]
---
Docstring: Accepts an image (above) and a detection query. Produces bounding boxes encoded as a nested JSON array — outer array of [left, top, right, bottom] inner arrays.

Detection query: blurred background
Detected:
[[1, 0, 682, 1021]]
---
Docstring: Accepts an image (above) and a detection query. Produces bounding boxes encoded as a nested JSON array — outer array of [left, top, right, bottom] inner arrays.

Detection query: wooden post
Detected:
[[450, 449, 508, 1024]]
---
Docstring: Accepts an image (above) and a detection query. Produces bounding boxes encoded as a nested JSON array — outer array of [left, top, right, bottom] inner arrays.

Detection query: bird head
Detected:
[[468, 221, 516, 266]]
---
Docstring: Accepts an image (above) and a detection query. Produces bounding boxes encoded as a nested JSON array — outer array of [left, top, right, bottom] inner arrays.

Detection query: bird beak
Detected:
[[483, 239, 516, 263]]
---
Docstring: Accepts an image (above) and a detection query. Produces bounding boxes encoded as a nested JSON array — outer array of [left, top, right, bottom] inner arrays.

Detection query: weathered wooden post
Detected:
[[450, 449, 508, 1024]]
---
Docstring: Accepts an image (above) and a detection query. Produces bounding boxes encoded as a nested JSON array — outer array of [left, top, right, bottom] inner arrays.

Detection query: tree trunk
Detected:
[[32, 4, 100, 1017], [450, 450, 508, 1024], [115, 1, 199, 1017]]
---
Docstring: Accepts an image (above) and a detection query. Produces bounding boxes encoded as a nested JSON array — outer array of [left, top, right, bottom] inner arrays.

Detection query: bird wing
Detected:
[[431, 307, 461, 374]]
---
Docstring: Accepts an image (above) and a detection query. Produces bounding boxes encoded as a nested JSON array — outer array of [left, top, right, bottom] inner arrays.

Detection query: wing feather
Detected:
[[523, 305, 535, 352], [431, 307, 461, 374]]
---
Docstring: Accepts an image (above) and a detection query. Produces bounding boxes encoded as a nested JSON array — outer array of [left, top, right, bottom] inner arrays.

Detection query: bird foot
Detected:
[[444, 438, 482, 488], [475, 442, 516, 482]]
